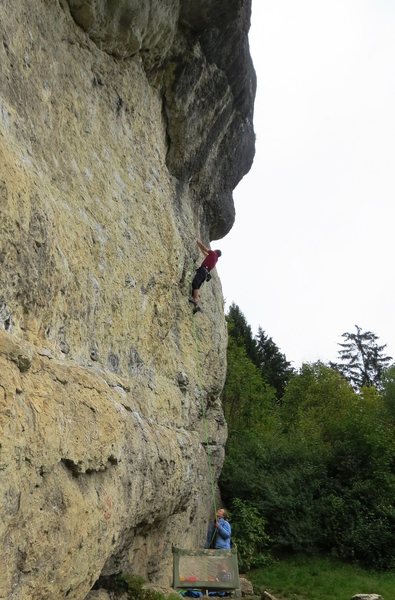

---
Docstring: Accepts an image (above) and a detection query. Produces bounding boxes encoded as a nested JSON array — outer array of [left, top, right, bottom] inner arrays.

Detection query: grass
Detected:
[[247, 555, 395, 600]]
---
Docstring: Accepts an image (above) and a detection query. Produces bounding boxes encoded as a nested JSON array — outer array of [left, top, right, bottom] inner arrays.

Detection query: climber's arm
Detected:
[[197, 239, 210, 256]]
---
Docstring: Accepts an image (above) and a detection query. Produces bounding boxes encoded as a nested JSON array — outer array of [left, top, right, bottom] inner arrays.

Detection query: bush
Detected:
[[230, 498, 272, 571]]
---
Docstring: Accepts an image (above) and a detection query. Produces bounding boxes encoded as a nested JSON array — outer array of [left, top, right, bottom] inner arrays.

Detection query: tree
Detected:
[[227, 303, 258, 364], [222, 336, 275, 431], [382, 365, 395, 419], [227, 305, 294, 397], [279, 362, 395, 568], [255, 327, 294, 398], [330, 325, 392, 390]]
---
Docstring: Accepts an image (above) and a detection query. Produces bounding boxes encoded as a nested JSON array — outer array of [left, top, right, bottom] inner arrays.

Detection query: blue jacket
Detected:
[[205, 518, 232, 550]]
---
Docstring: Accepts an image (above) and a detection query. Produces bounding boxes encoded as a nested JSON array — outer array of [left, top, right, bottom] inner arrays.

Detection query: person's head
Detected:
[[216, 508, 227, 519], [214, 249, 222, 257]]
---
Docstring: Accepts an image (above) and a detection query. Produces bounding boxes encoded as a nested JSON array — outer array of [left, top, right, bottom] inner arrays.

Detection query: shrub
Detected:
[[230, 498, 272, 571]]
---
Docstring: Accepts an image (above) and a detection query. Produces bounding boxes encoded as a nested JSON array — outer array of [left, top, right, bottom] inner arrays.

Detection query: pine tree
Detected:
[[227, 303, 258, 364], [330, 325, 392, 390], [255, 328, 294, 398]]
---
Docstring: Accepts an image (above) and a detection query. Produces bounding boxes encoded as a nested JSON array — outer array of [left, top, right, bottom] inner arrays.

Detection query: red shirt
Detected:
[[201, 250, 218, 271]]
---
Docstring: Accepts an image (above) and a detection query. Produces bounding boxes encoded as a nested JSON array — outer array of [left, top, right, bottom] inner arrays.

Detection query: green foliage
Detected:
[[97, 574, 179, 600], [222, 336, 276, 431], [280, 364, 395, 568], [382, 364, 395, 419], [230, 498, 272, 571], [220, 308, 395, 570], [280, 362, 357, 434], [255, 327, 294, 398], [227, 304, 294, 399], [316, 386, 395, 568], [330, 325, 392, 390], [227, 303, 258, 364]]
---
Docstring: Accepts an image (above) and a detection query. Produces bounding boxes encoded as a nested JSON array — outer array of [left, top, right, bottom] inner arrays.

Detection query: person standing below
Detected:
[[190, 239, 222, 314], [205, 508, 232, 550]]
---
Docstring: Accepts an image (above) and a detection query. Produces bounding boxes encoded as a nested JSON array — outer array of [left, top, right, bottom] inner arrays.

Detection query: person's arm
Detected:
[[197, 239, 210, 256], [216, 519, 231, 540]]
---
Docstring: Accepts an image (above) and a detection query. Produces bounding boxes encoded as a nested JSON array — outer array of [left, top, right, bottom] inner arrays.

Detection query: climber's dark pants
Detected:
[[192, 266, 208, 292]]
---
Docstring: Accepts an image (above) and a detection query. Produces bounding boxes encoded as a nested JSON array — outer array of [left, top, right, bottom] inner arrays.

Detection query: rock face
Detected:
[[0, 1, 255, 599], [67, 0, 256, 240]]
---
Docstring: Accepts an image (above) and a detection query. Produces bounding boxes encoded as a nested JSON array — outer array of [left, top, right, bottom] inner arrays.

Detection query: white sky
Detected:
[[213, 0, 395, 368]]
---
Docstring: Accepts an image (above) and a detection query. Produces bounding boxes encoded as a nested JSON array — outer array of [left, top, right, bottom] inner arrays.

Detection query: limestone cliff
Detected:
[[0, 1, 256, 599]]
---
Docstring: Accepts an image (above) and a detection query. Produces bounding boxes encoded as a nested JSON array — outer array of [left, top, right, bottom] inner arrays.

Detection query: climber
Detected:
[[204, 508, 232, 550], [189, 239, 222, 314]]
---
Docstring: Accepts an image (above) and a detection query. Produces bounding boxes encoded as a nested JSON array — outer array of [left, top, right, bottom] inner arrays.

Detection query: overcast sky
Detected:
[[213, 0, 395, 368]]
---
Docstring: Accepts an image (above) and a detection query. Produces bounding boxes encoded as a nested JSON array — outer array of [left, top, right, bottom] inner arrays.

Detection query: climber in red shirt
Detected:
[[189, 240, 222, 314]]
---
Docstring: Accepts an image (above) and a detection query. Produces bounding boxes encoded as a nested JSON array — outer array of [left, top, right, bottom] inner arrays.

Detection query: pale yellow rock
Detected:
[[0, 1, 246, 599], [240, 577, 254, 596], [67, 0, 179, 63]]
